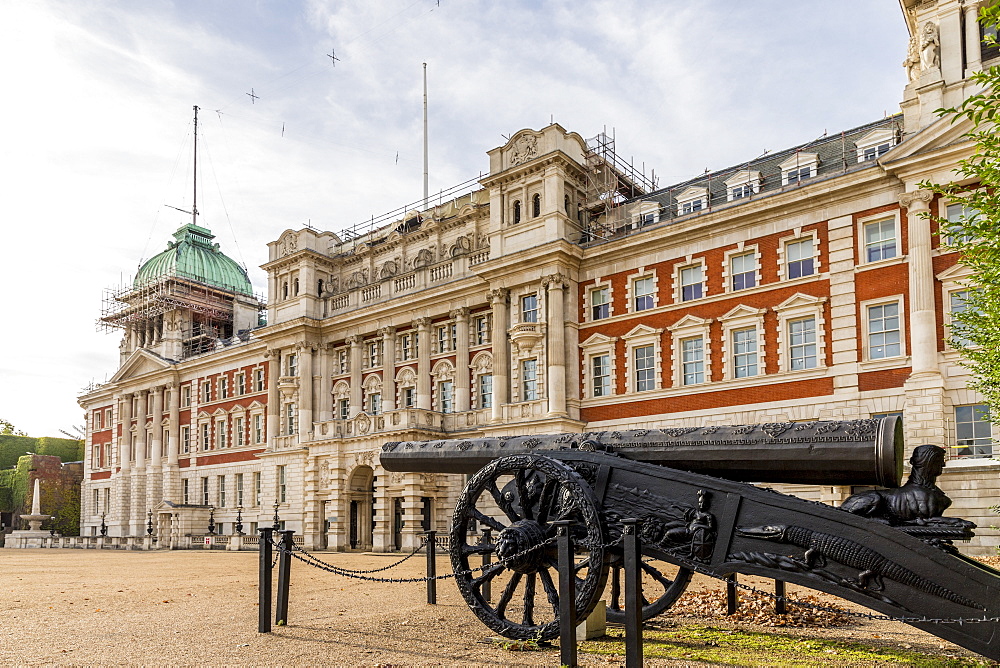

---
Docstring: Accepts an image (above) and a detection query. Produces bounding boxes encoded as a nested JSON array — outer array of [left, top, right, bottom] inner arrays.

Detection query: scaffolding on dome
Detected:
[[581, 129, 658, 242], [99, 274, 266, 359]]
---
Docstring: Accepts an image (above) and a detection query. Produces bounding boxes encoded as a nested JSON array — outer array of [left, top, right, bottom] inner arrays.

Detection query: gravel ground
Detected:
[[0, 548, 987, 666]]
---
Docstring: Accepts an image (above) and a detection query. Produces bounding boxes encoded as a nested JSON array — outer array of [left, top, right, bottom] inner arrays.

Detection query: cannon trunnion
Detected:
[[381, 418, 1000, 660]]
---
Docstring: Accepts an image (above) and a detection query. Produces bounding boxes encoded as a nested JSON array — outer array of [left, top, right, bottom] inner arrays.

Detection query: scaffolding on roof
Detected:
[[582, 129, 658, 242]]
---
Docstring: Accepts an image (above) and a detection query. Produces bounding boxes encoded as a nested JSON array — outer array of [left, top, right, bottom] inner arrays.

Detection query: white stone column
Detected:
[[117, 393, 132, 535], [131, 390, 148, 535], [298, 344, 314, 441], [319, 343, 333, 423], [147, 385, 164, 511], [488, 288, 510, 423], [452, 309, 470, 412], [134, 391, 148, 471], [164, 382, 180, 503], [380, 327, 397, 412], [266, 349, 280, 442], [544, 274, 568, 417], [900, 190, 940, 378], [414, 318, 432, 410], [965, 0, 984, 75], [347, 335, 363, 417]]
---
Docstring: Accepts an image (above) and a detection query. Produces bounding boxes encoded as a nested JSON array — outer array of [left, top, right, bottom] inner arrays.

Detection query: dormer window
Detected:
[[724, 171, 761, 202], [676, 186, 707, 215], [779, 152, 818, 186], [855, 127, 897, 163]]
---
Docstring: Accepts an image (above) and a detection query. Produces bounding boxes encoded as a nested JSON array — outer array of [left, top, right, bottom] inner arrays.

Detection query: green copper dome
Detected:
[[134, 223, 253, 296]]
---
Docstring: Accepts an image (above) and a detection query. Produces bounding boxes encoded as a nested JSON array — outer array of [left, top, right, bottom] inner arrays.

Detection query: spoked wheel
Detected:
[[604, 553, 693, 623], [450, 454, 609, 641]]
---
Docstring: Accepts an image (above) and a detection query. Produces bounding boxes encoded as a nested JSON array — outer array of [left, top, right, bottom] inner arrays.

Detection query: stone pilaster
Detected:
[[414, 318, 432, 410], [451, 310, 470, 412], [117, 393, 133, 535], [146, 385, 164, 511], [488, 288, 510, 423], [965, 0, 984, 75], [347, 335, 363, 417], [380, 327, 397, 412], [543, 274, 568, 417], [319, 343, 334, 422], [164, 382, 180, 504], [297, 343, 314, 441], [265, 349, 279, 442]]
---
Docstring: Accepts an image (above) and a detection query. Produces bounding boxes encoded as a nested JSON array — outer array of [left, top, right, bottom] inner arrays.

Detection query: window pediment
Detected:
[[580, 332, 618, 349], [936, 263, 973, 282], [724, 170, 762, 188], [774, 293, 827, 313], [668, 314, 713, 331], [676, 186, 707, 203], [778, 152, 818, 172], [622, 324, 663, 339], [720, 304, 766, 321]]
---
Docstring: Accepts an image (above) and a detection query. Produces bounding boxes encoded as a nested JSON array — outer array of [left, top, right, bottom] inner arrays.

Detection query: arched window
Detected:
[[282, 282, 289, 299], [532, 193, 541, 218], [513, 200, 521, 225], [564, 194, 570, 214], [293, 278, 300, 295], [317, 279, 324, 296]]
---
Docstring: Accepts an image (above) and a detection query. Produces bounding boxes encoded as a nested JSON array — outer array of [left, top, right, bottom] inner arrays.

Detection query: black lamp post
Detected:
[[146, 509, 154, 536], [235, 505, 244, 536], [99, 513, 108, 537], [208, 507, 216, 535], [272, 500, 281, 530]]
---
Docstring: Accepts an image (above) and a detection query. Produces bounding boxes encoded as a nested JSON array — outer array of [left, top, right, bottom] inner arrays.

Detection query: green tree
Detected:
[[0, 419, 26, 436], [922, 4, 1000, 413]]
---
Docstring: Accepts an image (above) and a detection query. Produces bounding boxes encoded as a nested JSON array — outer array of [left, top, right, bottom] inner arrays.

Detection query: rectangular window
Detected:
[[278, 466, 287, 503], [182, 385, 192, 407], [786, 238, 815, 279], [955, 404, 992, 458], [731, 183, 754, 200], [236, 473, 244, 507], [478, 374, 493, 408], [680, 265, 703, 301], [202, 381, 212, 403], [183, 479, 190, 504], [234, 417, 245, 447], [633, 277, 654, 311], [339, 398, 350, 420], [202, 477, 210, 506], [475, 316, 491, 345], [285, 403, 297, 435], [731, 253, 756, 291], [521, 294, 538, 323], [634, 345, 656, 391], [181, 426, 190, 454], [218, 475, 227, 507], [592, 354, 611, 397], [367, 341, 381, 367], [521, 359, 538, 400], [591, 287, 610, 320], [786, 166, 812, 184], [216, 420, 227, 449], [338, 349, 349, 372], [401, 335, 413, 361], [945, 203, 978, 245], [437, 326, 451, 352], [253, 414, 263, 444], [201, 423, 210, 451], [681, 199, 703, 214], [732, 327, 758, 378], [864, 218, 897, 262], [867, 303, 901, 359], [368, 392, 382, 415], [254, 368, 265, 392], [254, 472, 261, 506], [949, 290, 973, 346], [788, 317, 818, 370], [439, 381, 454, 413], [219, 377, 229, 399], [863, 143, 892, 161], [681, 337, 704, 385], [236, 373, 246, 396], [402, 387, 415, 408], [286, 353, 298, 377], [94, 410, 102, 430]]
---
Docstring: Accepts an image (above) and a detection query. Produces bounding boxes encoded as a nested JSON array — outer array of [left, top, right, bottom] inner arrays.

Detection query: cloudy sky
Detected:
[[0, 1, 909, 438]]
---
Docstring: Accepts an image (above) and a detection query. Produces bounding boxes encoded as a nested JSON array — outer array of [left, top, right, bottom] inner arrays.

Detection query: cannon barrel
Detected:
[[380, 417, 903, 487]]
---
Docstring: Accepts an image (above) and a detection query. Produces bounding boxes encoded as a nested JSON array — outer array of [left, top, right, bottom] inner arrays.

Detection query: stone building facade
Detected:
[[79, 0, 1000, 554]]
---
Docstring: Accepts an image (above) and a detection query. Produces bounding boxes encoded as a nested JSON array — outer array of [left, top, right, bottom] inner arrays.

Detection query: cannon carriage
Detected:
[[381, 417, 1000, 660]]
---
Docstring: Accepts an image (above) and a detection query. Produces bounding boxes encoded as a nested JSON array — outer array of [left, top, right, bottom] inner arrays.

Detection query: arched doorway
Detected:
[[347, 465, 374, 550]]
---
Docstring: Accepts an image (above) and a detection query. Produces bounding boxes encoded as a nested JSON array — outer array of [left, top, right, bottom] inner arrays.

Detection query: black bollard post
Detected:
[[554, 520, 577, 668], [258, 527, 274, 633], [622, 518, 643, 668], [275, 530, 294, 626], [774, 580, 787, 615], [480, 528, 493, 603], [726, 573, 738, 615], [424, 530, 437, 605]]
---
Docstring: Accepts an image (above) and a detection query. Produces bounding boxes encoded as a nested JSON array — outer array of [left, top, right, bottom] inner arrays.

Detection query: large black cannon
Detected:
[[381, 418, 1000, 660]]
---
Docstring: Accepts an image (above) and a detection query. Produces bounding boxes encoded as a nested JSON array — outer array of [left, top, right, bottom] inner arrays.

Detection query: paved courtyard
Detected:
[[0, 549, 984, 666]]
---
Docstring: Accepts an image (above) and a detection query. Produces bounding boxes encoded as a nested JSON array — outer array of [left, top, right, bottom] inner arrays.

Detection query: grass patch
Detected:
[[580, 625, 989, 667]]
